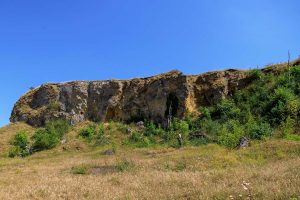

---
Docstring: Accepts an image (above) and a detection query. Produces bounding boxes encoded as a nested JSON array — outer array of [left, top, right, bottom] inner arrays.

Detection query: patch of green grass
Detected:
[[79, 123, 109, 146], [116, 159, 135, 172], [286, 134, 300, 141], [71, 165, 89, 174], [46, 100, 60, 111], [174, 160, 187, 171]]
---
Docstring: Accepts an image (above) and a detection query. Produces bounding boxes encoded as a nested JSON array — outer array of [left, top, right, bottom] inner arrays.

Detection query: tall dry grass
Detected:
[[0, 123, 299, 199]]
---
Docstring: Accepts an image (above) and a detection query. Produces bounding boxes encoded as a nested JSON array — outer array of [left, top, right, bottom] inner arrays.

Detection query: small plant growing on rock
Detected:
[[46, 100, 60, 111]]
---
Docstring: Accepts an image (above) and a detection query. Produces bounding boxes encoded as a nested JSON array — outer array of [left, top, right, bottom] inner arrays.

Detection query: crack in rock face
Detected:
[[10, 69, 249, 126]]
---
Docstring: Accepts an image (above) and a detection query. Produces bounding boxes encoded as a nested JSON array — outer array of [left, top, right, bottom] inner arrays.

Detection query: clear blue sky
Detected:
[[1, 0, 300, 127]]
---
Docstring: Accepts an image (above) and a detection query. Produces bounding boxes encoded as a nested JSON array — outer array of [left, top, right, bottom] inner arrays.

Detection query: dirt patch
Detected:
[[89, 166, 118, 175]]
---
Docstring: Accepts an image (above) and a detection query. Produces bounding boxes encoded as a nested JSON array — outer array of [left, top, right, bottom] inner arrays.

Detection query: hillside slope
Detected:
[[0, 123, 299, 199], [2, 58, 300, 199]]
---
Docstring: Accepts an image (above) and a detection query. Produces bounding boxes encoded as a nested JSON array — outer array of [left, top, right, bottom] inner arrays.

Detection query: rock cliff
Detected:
[[10, 69, 252, 126]]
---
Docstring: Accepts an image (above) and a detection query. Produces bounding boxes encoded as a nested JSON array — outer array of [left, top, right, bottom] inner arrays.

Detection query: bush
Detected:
[[79, 125, 96, 139], [248, 69, 264, 80], [94, 123, 109, 145], [45, 119, 70, 139], [285, 133, 300, 141], [279, 116, 295, 138], [116, 159, 135, 172], [71, 165, 88, 174], [174, 160, 187, 171], [79, 123, 109, 145], [198, 119, 221, 141], [46, 100, 60, 111], [268, 87, 298, 124], [170, 118, 189, 137], [13, 131, 29, 149], [8, 146, 21, 158], [8, 131, 30, 158], [200, 107, 212, 120], [144, 122, 164, 136], [31, 128, 60, 151], [247, 122, 272, 139], [216, 100, 241, 120], [126, 131, 153, 148], [8, 120, 70, 156], [162, 118, 189, 146], [218, 120, 244, 148]]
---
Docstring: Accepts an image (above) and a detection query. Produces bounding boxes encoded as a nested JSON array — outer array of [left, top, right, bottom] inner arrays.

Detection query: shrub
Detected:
[[8, 131, 30, 158], [218, 120, 244, 148], [45, 119, 70, 139], [144, 122, 164, 136], [170, 118, 189, 137], [13, 131, 29, 149], [279, 116, 295, 138], [216, 99, 241, 120], [71, 165, 88, 174], [126, 131, 153, 148], [94, 123, 109, 145], [174, 160, 187, 171], [162, 118, 189, 146], [198, 119, 221, 141], [79, 123, 109, 145], [268, 87, 298, 124], [46, 100, 60, 111], [248, 69, 264, 80], [247, 122, 272, 139], [31, 128, 60, 151], [291, 65, 300, 78], [8, 146, 21, 158], [79, 124, 96, 139], [285, 133, 300, 141], [200, 107, 212, 120], [116, 159, 135, 172]]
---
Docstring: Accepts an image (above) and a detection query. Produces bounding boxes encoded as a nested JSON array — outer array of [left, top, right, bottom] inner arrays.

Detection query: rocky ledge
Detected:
[[10, 68, 253, 127]]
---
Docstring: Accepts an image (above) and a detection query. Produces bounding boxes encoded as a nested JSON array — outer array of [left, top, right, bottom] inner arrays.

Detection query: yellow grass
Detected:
[[0, 123, 299, 200]]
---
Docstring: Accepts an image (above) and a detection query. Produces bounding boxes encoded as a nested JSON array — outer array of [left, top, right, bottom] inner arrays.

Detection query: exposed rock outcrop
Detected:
[[10, 69, 250, 126]]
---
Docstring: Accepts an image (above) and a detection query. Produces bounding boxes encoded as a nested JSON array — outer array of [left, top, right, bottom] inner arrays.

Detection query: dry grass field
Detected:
[[0, 123, 299, 200]]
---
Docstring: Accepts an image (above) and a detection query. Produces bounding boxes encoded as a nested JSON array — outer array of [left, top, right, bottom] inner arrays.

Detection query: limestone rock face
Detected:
[[10, 69, 249, 126]]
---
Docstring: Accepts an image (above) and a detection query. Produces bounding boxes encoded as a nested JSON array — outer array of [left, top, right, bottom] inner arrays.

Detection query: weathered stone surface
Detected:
[[10, 69, 250, 126], [238, 136, 250, 149]]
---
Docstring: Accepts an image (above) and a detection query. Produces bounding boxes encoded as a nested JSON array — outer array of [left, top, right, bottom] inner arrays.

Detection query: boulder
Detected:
[[238, 137, 249, 149], [102, 149, 115, 155]]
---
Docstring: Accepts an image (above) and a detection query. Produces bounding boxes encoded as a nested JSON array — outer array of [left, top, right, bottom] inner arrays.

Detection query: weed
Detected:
[[71, 165, 89, 174], [116, 159, 135, 172]]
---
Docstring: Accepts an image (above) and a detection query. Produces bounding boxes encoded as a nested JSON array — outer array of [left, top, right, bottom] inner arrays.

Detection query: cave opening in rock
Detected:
[[165, 93, 179, 119], [105, 107, 117, 121]]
